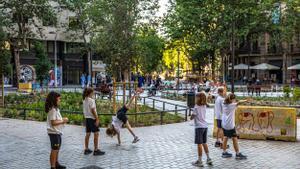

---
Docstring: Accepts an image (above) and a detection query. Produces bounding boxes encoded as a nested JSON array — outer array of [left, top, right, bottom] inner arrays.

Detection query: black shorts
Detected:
[[86, 118, 100, 133], [48, 134, 61, 150], [223, 128, 237, 138], [195, 128, 208, 144], [116, 106, 128, 124], [216, 119, 222, 128]]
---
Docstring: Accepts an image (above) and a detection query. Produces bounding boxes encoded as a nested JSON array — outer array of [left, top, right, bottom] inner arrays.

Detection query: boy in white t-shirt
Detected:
[[214, 87, 225, 147], [191, 92, 213, 167], [106, 89, 143, 145], [46, 92, 68, 169], [221, 93, 249, 159], [82, 88, 105, 156]]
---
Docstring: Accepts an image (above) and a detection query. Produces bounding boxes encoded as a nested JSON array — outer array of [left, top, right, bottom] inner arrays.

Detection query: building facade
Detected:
[[6, 1, 98, 86], [225, 32, 300, 84]]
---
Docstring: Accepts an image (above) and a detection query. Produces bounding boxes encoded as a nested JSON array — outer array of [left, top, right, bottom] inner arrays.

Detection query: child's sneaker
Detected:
[[93, 149, 105, 156], [84, 148, 93, 155], [206, 158, 213, 165], [235, 153, 247, 160], [222, 152, 233, 158], [56, 162, 66, 169], [192, 160, 204, 167], [214, 141, 221, 147], [132, 136, 140, 143]]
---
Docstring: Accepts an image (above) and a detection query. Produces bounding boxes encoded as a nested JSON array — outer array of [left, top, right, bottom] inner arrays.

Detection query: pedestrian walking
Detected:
[[191, 92, 213, 167], [46, 92, 68, 169], [106, 89, 142, 146], [82, 88, 105, 156], [221, 93, 249, 159]]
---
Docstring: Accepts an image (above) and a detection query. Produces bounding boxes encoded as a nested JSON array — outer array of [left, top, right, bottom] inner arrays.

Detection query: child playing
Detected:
[[106, 89, 142, 145], [191, 92, 213, 167], [221, 93, 249, 159], [82, 88, 105, 156], [46, 91, 68, 169], [214, 87, 225, 147]]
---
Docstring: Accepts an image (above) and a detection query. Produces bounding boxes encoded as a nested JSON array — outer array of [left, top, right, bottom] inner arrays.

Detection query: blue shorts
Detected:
[[216, 119, 222, 128]]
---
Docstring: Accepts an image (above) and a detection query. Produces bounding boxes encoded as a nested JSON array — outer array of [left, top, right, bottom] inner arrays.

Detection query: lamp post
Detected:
[[49, 31, 58, 88], [177, 48, 180, 94]]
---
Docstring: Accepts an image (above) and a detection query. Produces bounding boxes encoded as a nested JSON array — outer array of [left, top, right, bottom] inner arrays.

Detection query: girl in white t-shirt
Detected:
[[191, 92, 212, 167], [46, 92, 68, 169], [221, 93, 249, 160], [82, 88, 105, 156]]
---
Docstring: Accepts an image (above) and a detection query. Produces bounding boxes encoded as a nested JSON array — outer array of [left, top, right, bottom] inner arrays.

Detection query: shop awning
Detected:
[[288, 64, 300, 70], [250, 63, 280, 70]]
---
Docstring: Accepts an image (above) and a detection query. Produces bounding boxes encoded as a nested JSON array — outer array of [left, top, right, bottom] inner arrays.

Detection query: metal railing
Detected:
[[4, 106, 190, 125]]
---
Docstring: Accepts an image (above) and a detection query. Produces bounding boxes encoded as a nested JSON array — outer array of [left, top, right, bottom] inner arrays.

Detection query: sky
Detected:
[[158, 0, 170, 17]]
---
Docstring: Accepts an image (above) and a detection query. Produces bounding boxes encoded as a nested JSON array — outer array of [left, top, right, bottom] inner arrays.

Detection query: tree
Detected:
[[135, 26, 164, 74], [60, 0, 103, 78], [0, 0, 56, 87], [0, 14, 12, 80], [93, 0, 159, 81], [34, 41, 51, 87]]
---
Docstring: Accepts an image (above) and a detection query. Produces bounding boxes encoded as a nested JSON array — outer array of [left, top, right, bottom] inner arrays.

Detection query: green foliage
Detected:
[[92, 0, 160, 78], [34, 41, 52, 85], [4, 92, 184, 126], [283, 85, 291, 98], [135, 27, 165, 74], [292, 87, 300, 102], [0, 18, 12, 76]]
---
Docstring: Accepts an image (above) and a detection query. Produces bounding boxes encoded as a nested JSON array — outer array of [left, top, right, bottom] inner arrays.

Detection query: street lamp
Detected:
[[49, 31, 58, 88], [177, 48, 180, 94]]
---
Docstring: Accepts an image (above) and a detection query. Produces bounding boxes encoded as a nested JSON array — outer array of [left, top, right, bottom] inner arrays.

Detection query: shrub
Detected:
[[283, 85, 291, 98], [292, 87, 300, 102]]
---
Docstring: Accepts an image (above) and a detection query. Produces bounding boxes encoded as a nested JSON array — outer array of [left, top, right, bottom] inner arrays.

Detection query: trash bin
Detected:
[[187, 92, 195, 108]]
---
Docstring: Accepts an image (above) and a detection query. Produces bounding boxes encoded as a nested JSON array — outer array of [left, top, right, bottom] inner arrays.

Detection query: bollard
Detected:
[[152, 99, 155, 110], [163, 102, 165, 111], [160, 111, 163, 125], [23, 109, 26, 120], [175, 105, 178, 115], [185, 109, 188, 121], [143, 97, 146, 105]]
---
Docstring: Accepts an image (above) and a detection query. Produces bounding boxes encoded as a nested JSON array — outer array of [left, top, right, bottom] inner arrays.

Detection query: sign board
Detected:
[[213, 106, 297, 142], [92, 60, 106, 72]]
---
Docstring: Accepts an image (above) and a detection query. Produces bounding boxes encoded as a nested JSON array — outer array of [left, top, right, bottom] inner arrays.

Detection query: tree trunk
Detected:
[[14, 49, 21, 88]]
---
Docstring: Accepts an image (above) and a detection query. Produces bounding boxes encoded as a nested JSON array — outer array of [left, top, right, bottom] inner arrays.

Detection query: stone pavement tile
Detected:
[[1, 118, 300, 169]]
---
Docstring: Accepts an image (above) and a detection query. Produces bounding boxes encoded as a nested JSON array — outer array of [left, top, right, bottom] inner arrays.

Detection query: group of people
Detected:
[[191, 87, 249, 167], [46, 88, 142, 169], [45, 83, 249, 168]]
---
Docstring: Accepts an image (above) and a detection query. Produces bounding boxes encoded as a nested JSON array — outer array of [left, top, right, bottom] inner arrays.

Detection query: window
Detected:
[[68, 16, 79, 30], [66, 42, 82, 53]]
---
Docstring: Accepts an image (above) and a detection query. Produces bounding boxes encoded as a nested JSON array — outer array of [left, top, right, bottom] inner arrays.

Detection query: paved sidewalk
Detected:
[[0, 117, 299, 169]]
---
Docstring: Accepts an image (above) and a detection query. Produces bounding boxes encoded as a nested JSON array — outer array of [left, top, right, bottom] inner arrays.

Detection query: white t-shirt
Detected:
[[83, 98, 96, 119], [222, 103, 238, 130], [192, 105, 208, 128], [214, 95, 224, 120], [47, 108, 64, 134], [112, 116, 123, 133]]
